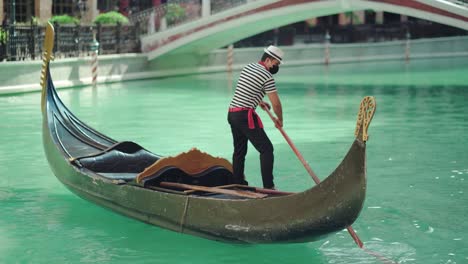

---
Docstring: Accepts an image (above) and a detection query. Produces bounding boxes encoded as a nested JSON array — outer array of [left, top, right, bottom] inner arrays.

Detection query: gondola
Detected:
[[40, 23, 376, 244]]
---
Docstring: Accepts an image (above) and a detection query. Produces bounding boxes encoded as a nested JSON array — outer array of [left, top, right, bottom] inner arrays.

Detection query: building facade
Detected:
[[1, 1, 414, 26], [1, 0, 161, 24]]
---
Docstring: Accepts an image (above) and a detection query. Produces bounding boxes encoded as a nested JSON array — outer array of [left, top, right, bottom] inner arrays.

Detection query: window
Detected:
[[129, 0, 153, 14], [383, 12, 401, 24], [317, 15, 339, 27], [53, 0, 74, 16], [3, 0, 34, 23], [365, 10, 376, 24], [98, 0, 119, 13], [140, 0, 154, 10]]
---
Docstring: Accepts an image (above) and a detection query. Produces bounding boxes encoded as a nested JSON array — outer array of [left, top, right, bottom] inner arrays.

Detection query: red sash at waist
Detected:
[[228, 107, 264, 129]]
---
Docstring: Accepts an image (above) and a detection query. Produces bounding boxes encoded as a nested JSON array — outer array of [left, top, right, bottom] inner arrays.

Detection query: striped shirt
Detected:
[[229, 63, 276, 109]]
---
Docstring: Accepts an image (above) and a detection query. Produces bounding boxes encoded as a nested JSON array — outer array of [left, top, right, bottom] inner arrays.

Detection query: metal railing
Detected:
[[0, 22, 140, 61], [447, 0, 468, 7], [234, 21, 468, 47], [128, 0, 252, 36], [1, 10, 466, 62]]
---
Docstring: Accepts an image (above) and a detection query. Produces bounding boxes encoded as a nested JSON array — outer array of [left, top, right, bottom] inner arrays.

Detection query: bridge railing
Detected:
[[128, 0, 254, 36], [446, 0, 468, 7], [211, 0, 251, 14]]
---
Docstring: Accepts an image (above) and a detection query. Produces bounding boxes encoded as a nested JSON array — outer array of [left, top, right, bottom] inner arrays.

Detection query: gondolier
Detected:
[[228, 45, 284, 189]]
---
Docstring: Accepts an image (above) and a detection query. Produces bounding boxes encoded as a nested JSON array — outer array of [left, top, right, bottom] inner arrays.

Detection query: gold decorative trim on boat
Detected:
[[136, 148, 233, 183], [41, 22, 55, 114], [354, 96, 376, 142]]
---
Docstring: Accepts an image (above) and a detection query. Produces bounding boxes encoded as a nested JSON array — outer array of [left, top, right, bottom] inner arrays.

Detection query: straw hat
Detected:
[[264, 45, 284, 64]]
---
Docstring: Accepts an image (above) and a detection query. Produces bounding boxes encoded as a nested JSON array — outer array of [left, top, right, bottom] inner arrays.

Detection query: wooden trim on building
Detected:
[[0, 1, 4, 24], [34, 0, 52, 24]]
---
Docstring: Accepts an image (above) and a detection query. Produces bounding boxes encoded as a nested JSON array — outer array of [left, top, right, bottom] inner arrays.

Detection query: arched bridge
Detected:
[[141, 0, 468, 61]]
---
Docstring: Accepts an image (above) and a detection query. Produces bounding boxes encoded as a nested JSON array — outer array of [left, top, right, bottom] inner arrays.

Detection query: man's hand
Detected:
[[259, 101, 271, 111], [273, 117, 283, 128]]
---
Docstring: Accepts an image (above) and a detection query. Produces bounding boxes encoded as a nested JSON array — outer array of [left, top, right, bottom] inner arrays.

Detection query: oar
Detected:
[[262, 107, 364, 248], [263, 107, 399, 263]]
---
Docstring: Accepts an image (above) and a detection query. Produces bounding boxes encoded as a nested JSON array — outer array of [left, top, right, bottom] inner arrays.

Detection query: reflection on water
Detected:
[[1, 58, 467, 263]]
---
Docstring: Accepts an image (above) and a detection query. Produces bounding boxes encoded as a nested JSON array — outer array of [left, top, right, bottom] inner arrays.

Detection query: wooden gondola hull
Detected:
[[40, 22, 370, 244], [43, 116, 366, 243]]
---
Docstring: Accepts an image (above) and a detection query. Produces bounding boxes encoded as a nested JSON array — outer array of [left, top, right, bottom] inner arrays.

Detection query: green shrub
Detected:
[[165, 4, 186, 25], [93, 11, 129, 25], [0, 28, 7, 44], [344, 12, 361, 24], [49, 15, 80, 25]]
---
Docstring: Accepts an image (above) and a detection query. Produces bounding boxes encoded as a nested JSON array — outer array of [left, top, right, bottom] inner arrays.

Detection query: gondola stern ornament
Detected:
[[40, 22, 55, 114], [354, 96, 376, 142]]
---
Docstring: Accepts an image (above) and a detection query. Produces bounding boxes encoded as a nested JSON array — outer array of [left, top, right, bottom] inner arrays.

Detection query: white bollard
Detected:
[[405, 31, 411, 62], [227, 44, 234, 89], [91, 50, 98, 88], [324, 30, 330, 65], [90, 36, 100, 88]]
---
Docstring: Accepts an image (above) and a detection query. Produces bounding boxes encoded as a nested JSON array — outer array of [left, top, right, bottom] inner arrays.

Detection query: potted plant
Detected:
[[0, 28, 7, 44], [93, 11, 129, 25], [49, 15, 80, 25], [165, 4, 186, 26]]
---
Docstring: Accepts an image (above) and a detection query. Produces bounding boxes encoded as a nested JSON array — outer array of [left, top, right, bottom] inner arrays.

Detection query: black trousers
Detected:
[[227, 111, 275, 188]]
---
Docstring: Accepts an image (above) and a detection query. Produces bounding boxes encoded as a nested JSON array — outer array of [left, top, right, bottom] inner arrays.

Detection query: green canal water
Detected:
[[0, 57, 467, 263]]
